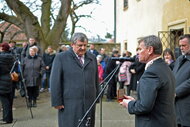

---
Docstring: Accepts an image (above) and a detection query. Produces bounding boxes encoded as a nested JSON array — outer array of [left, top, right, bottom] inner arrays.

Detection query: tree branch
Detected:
[[41, 0, 51, 37], [11, 30, 24, 40], [5, 0, 38, 23], [0, 12, 24, 29], [47, 0, 71, 45], [5, 0, 42, 41], [73, 0, 98, 10]]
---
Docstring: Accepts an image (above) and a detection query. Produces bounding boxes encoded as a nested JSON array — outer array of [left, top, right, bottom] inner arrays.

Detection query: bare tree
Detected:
[[0, 0, 99, 49], [69, 0, 99, 38], [0, 0, 71, 49], [0, 22, 11, 43]]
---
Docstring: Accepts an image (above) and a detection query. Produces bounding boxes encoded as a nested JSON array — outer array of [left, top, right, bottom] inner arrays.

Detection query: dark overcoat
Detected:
[[173, 55, 190, 126], [42, 51, 56, 74], [129, 56, 145, 91], [128, 58, 176, 127], [0, 52, 14, 94], [22, 55, 45, 87], [50, 48, 99, 127]]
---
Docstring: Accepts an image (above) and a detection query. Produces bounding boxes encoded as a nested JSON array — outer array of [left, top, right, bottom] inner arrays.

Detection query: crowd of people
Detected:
[[1, 33, 190, 127], [0, 38, 70, 124]]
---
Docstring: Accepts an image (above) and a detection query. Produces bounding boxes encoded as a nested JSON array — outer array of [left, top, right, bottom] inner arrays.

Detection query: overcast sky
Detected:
[[74, 0, 114, 39]]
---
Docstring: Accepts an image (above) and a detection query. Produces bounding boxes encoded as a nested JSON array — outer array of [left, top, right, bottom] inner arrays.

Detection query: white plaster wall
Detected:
[[116, 0, 170, 55]]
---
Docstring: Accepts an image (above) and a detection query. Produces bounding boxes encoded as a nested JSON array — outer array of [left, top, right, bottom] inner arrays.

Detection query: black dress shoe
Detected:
[[0, 119, 12, 124]]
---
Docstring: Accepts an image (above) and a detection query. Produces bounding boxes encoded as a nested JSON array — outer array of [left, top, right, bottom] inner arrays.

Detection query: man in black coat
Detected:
[[105, 50, 119, 101], [120, 35, 176, 127], [88, 44, 99, 56], [173, 34, 190, 127], [129, 52, 145, 92], [40, 46, 55, 92], [21, 37, 42, 61]]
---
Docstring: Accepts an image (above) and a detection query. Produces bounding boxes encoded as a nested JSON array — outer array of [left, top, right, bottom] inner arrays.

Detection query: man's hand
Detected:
[[120, 95, 135, 108], [130, 69, 136, 74], [46, 66, 50, 70], [123, 95, 135, 100], [120, 99, 131, 108], [54, 105, 64, 109]]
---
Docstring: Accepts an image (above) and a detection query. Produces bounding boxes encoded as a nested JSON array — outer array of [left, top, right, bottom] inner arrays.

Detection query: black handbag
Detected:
[[19, 83, 26, 97]]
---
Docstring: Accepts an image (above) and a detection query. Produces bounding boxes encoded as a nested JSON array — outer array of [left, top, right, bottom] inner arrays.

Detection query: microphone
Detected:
[[111, 57, 135, 62]]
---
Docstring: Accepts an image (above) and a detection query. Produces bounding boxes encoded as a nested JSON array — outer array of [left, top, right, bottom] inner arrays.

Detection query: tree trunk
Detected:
[[1, 0, 71, 50]]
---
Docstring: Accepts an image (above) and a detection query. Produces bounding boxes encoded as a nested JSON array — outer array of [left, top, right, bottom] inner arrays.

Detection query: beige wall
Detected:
[[162, 0, 190, 34]]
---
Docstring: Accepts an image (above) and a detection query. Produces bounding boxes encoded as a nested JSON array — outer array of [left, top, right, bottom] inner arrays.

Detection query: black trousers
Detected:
[[119, 81, 131, 96], [0, 93, 13, 122], [107, 78, 117, 99], [27, 86, 39, 100]]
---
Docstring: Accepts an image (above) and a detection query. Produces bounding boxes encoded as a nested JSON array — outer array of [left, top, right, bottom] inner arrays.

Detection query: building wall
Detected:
[[91, 43, 120, 56], [162, 0, 190, 33], [116, 0, 169, 55]]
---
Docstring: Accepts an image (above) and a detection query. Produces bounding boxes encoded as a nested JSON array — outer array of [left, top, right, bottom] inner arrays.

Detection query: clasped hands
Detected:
[[54, 105, 64, 109], [120, 95, 135, 108]]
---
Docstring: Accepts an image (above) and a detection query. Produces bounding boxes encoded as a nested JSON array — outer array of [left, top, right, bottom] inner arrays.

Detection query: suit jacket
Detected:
[[173, 55, 190, 126], [50, 48, 99, 127], [88, 49, 99, 56], [128, 58, 176, 127]]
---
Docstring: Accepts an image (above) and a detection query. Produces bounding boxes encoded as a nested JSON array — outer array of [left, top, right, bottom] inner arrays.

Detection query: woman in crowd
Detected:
[[163, 48, 175, 70], [22, 46, 45, 107], [118, 51, 132, 96], [0, 42, 14, 124], [96, 55, 104, 83]]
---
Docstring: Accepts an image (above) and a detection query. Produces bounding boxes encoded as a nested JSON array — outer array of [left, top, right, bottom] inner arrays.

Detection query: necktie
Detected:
[[78, 56, 83, 65]]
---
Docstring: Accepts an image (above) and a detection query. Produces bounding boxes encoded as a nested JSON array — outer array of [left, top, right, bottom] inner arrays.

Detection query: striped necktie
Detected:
[[78, 56, 83, 65]]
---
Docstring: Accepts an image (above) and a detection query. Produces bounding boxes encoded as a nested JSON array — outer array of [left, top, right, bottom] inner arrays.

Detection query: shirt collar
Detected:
[[73, 51, 84, 59], [145, 56, 161, 70]]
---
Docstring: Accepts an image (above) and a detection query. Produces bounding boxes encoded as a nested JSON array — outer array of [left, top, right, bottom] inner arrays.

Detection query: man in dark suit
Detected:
[[173, 34, 190, 127], [50, 33, 99, 127], [88, 44, 99, 56], [120, 35, 176, 127]]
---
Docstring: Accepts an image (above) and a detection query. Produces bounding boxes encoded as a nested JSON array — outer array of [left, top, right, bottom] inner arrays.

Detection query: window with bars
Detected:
[[158, 29, 183, 58], [123, 0, 128, 10]]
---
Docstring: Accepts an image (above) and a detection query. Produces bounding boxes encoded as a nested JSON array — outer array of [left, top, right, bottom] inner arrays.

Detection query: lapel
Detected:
[[83, 52, 93, 68], [177, 55, 187, 72], [174, 55, 190, 72], [177, 55, 186, 71]]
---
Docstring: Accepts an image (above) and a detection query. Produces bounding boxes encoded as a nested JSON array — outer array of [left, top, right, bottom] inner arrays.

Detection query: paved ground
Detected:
[[0, 90, 135, 127]]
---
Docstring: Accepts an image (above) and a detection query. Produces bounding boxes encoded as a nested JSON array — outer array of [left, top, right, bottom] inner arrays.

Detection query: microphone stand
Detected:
[[10, 58, 34, 118], [77, 63, 121, 127]]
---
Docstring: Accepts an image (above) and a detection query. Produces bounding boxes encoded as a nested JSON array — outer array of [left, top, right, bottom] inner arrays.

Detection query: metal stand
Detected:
[[10, 58, 33, 118], [77, 63, 121, 127]]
